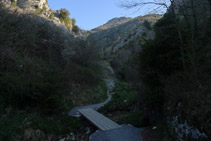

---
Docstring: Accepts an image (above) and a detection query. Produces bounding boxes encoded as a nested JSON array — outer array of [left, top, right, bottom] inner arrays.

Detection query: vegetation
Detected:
[[1, 0, 211, 140], [70, 80, 107, 106], [0, 4, 102, 139], [71, 18, 79, 33], [102, 81, 137, 109], [99, 81, 138, 125], [58, 8, 79, 32], [0, 111, 86, 141], [115, 0, 211, 140], [59, 8, 72, 29], [49, 12, 54, 19], [72, 25, 79, 33], [143, 20, 152, 30], [11, 1, 17, 8], [34, 8, 42, 15]]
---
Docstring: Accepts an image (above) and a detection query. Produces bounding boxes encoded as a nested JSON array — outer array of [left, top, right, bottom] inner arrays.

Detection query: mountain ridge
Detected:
[[88, 14, 162, 57]]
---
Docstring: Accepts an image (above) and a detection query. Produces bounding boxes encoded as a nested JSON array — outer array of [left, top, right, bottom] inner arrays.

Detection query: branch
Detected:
[[120, 1, 169, 10]]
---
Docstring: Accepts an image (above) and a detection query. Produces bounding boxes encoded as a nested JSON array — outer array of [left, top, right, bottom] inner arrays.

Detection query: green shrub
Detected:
[[11, 1, 17, 8], [59, 8, 72, 28], [0, 63, 65, 113], [49, 12, 54, 19], [0, 113, 25, 141], [72, 18, 76, 26], [0, 7, 72, 113], [72, 25, 79, 33], [0, 4, 102, 138], [34, 8, 42, 14], [42, 6, 47, 12], [100, 81, 137, 112]]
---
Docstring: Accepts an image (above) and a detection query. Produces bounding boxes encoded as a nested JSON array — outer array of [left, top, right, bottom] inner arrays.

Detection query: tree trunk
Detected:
[[190, 0, 198, 39], [208, 0, 211, 18], [170, 0, 186, 71], [181, 0, 191, 28]]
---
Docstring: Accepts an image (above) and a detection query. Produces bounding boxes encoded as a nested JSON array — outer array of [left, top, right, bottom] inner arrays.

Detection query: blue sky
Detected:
[[48, 0, 162, 30]]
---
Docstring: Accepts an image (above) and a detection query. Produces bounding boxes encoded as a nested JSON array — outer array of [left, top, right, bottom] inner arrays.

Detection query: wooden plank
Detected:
[[78, 108, 121, 131], [87, 109, 120, 129], [79, 109, 112, 130], [80, 109, 119, 131], [80, 110, 111, 130]]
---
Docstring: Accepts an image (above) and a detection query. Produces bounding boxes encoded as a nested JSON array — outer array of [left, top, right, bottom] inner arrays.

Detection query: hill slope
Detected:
[[88, 14, 162, 57]]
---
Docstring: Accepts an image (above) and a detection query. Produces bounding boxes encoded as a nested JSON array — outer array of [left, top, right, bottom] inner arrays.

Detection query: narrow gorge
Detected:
[[0, 0, 210, 140]]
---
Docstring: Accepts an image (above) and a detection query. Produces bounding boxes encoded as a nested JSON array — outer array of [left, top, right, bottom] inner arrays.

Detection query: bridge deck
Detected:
[[78, 108, 121, 131]]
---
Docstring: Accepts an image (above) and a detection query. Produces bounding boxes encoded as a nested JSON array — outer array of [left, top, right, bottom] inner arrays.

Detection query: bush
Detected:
[[0, 112, 25, 141], [59, 8, 72, 28], [0, 63, 65, 113], [137, 8, 211, 139], [49, 12, 54, 19], [11, 1, 17, 8], [72, 25, 79, 33], [0, 5, 73, 113], [35, 8, 42, 14], [0, 3, 102, 139]]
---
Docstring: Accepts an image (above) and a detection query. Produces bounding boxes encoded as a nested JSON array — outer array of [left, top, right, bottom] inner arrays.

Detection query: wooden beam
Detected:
[[78, 108, 121, 131]]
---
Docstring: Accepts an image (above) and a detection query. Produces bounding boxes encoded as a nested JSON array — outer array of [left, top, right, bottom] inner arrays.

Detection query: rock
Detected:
[[85, 127, 92, 134], [152, 126, 157, 130], [59, 138, 65, 141], [1, 0, 74, 31]]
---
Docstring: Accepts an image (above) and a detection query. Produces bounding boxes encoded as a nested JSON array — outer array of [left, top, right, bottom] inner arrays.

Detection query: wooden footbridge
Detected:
[[78, 108, 121, 131]]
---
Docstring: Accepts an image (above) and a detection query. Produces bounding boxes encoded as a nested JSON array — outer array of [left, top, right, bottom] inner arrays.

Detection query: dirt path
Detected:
[[68, 62, 115, 117], [68, 62, 143, 141]]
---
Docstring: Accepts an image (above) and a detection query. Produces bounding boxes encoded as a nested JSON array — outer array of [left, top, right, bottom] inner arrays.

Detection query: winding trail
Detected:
[[68, 78, 115, 117], [69, 63, 115, 117], [69, 62, 143, 141]]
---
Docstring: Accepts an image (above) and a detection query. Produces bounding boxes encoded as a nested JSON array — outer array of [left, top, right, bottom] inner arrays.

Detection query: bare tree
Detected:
[[120, 0, 186, 71], [119, 0, 170, 13]]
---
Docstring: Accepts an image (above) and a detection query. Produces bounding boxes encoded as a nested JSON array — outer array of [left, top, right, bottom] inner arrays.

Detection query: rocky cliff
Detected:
[[2, 0, 77, 32], [91, 17, 132, 32], [88, 14, 162, 58]]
